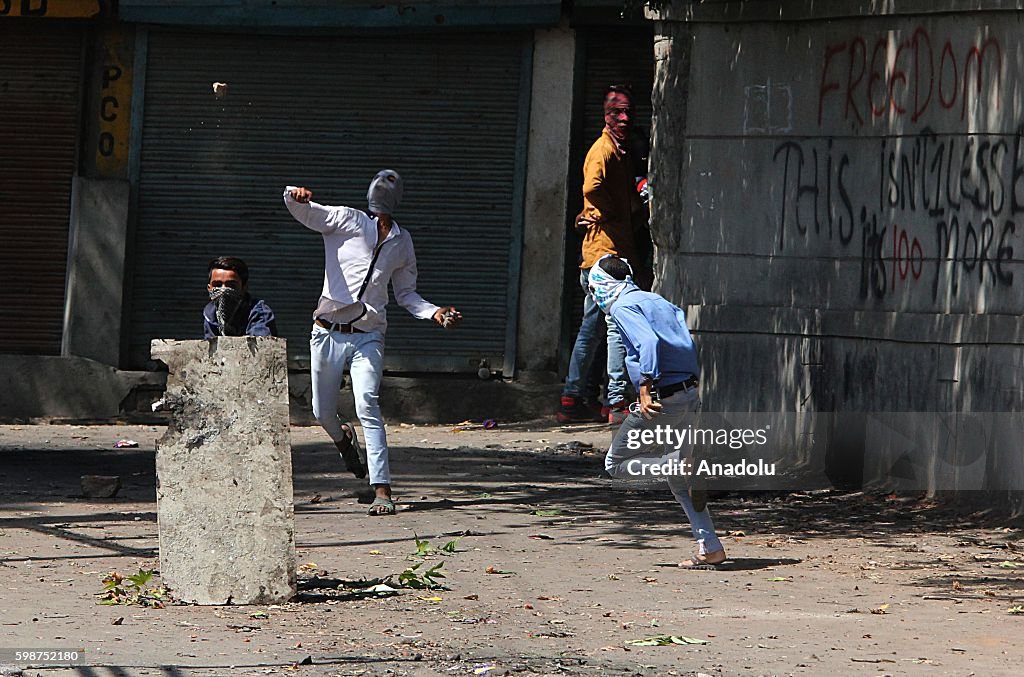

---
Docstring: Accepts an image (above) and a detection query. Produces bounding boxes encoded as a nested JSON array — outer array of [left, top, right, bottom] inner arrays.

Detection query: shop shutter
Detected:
[[128, 30, 528, 373], [0, 23, 82, 354], [564, 26, 655, 362]]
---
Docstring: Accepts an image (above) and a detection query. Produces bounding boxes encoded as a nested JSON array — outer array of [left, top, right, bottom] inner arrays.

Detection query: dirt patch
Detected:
[[0, 423, 1021, 676]]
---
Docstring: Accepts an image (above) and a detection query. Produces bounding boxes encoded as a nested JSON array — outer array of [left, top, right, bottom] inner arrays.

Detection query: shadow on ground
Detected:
[[2, 437, 1021, 566]]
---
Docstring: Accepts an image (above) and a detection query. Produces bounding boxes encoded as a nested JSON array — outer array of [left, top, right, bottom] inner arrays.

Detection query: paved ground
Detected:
[[0, 423, 1021, 677]]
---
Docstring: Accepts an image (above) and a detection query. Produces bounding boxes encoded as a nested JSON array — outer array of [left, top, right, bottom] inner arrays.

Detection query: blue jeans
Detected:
[[310, 324, 390, 486], [562, 268, 628, 405], [604, 388, 724, 556]]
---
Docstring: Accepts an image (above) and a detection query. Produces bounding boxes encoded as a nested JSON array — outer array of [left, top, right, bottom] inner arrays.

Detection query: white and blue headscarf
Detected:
[[588, 255, 638, 313]]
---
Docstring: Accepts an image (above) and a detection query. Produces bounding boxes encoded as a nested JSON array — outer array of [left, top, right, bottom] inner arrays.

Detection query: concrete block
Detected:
[[81, 475, 121, 498], [0, 355, 164, 422], [152, 337, 296, 605]]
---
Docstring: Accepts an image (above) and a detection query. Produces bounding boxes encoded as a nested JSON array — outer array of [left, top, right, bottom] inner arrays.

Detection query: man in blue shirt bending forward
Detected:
[[590, 255, 726, 568]]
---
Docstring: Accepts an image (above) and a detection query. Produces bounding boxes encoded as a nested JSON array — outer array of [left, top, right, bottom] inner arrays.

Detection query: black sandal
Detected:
[[335, 422, 367, 479]]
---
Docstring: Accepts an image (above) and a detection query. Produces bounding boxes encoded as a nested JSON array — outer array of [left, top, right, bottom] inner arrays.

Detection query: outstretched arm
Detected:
[[391, 242, 461, 327], [391, 254, 440, 320]]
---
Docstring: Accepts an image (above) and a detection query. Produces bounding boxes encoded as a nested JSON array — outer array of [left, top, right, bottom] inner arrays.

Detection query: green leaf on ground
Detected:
[[412, 533, 433, 557], [395, 561, 447, 589], [530, 509, 562, 517]]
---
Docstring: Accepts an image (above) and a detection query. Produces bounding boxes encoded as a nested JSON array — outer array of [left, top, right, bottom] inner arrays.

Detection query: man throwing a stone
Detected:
[[284, 170, 461, 516]]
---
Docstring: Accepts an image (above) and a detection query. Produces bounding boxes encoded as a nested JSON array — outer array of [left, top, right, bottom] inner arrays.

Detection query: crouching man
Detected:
[[591, 255, 726, 568]]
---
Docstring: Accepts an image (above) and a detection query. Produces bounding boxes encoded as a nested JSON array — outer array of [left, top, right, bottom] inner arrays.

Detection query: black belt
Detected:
[[315, 318, 364, 333], [657, 375, 699, 399]]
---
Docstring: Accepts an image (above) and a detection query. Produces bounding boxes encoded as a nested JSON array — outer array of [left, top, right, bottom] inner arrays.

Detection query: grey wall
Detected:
[[63, 177, 130, 365], [517, 24, 577, 376], [650, 5, 1024, 500]]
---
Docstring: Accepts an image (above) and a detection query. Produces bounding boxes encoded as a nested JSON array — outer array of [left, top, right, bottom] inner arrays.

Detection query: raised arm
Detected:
[[282, 186, 362, 236]]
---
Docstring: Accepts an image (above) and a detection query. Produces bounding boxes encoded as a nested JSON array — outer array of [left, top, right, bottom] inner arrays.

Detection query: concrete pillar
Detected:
[[152, 337, 296, 605], [62, 177, 130, 366], [516, 25, 577, 377]]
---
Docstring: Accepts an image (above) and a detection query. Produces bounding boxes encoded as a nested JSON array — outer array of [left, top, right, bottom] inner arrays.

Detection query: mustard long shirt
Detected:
[[579, 129, 640, 269]]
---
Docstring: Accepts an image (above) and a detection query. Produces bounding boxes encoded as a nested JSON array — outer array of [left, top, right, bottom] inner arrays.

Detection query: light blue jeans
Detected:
[[604, 388, 724, 556], [562, 268, 628, 405], [310, 324, 390, 486]]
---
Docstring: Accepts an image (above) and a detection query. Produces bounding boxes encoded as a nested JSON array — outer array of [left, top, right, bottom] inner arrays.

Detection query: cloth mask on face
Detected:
[[603, 92, 632, 149], [366, 169, 403, 216], [209, 286, 247, 336], [588, 257, 638, 314]]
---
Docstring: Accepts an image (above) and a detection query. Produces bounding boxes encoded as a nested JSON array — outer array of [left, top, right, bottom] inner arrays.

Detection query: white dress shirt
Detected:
[[283, 189, 439, 333]]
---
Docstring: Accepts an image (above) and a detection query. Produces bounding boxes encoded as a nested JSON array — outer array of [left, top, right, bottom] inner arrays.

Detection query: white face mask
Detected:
[[588, 257, 637, 314], [367, 169, 403, 215]]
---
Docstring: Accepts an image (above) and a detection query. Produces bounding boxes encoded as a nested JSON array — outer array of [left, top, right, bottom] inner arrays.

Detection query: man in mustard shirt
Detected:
[[558, 85, 646, 424]]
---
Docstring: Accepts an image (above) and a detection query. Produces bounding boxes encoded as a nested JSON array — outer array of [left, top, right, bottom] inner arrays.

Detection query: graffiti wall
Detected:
[[672, 19, 1024, 313], [650, 11, 1024, 501]]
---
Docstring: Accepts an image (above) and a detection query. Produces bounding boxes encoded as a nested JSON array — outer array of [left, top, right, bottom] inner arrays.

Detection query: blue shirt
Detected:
[[203, 297, 277, 339], [608, 287, 699, 391]]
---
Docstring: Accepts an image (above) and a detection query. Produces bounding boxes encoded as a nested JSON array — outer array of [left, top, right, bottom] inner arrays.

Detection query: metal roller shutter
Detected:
[[128, 30, 528, 373], [0, 23, 82, 355]]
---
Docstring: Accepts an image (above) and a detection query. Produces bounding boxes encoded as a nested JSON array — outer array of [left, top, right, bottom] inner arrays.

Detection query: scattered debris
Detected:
[[485, 566, 513, 575], [626, 635, 708, 646], [114, 439, 139, 448], [552, 441, 593, 454], [451, 420, 498, 432]]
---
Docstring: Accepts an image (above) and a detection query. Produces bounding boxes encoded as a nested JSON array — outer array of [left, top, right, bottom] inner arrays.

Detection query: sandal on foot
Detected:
[[368, 496, 396, 516], [678, 552, 727, 570], [335, 423, 367, 479]]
